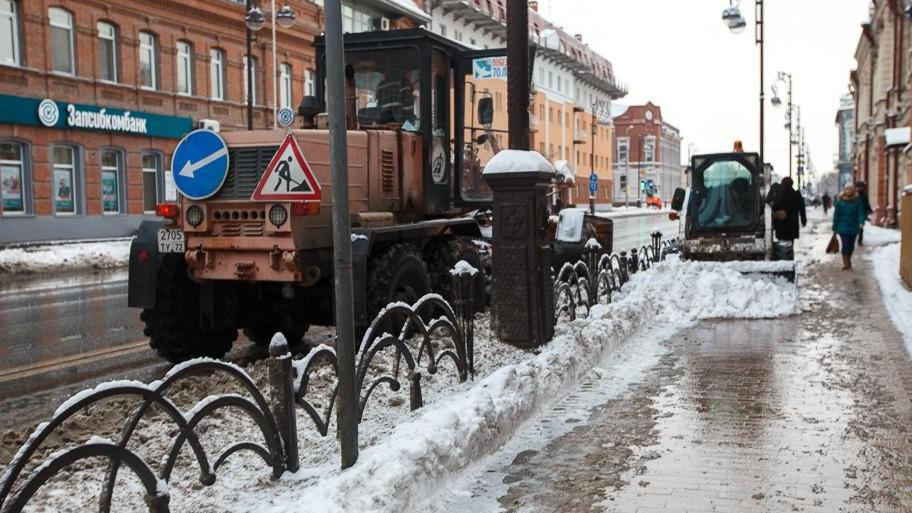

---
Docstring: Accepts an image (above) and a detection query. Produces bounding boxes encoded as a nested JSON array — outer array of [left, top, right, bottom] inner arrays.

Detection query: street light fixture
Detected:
[[721, 0, 764, 171], [246, 2, 296, 129]]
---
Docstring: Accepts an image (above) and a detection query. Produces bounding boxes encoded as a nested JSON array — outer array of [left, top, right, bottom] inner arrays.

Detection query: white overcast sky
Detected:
[[545, 0, 870, 182]]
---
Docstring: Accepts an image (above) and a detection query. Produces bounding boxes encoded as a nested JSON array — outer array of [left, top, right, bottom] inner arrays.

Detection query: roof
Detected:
[[376, 0, 432, 23]]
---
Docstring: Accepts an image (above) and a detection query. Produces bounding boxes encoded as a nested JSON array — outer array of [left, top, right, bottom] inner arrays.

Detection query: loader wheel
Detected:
[[424, 237, 487, 313], [366, 244, 430, 337], [141, 254, 237, 363], [243, 299, 310, 349]]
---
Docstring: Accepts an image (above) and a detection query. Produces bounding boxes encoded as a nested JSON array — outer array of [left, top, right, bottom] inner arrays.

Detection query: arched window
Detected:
[[49, 7, 74, 74], [51, 143, 82, 215], [139, 31, 158, 89], [1, 0, 21, 66], [176, 40, 193, 95], [243, 55, 258, 104], [100, 148, 125, 214], [280, 62, 292, 109], [209, 47, 226, 100], [0, 140, 30, 215], [97, 21, 117, 82]]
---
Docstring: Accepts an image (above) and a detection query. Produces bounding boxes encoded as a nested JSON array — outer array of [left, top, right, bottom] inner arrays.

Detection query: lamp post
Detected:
[[771, 71, 793, 178], [246, 2, 296, 129], [722, 0, 764, 168]]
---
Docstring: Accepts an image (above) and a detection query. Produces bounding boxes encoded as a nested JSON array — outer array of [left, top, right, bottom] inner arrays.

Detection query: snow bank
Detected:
[[869, 244, 912, 355], [482, 150, 554, 175], [226, 258, 796, 513], [862, 225, 901, 247], [0, 239, 131, 274]]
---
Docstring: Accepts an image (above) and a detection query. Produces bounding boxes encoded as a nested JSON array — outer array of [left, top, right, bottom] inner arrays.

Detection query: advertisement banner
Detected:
[[102, 170, 118, 212], [54, 169, 74, 213], [1, 165, 23, 212]]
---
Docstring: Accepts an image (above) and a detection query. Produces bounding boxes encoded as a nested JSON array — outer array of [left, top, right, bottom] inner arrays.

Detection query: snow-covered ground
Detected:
[[866, 226, 911, 355], [1, 256, 797, 513], [0, 239, 131, 274]]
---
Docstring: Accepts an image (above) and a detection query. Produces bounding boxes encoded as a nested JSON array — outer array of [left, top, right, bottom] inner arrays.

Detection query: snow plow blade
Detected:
[[724, 260, 797, 283]]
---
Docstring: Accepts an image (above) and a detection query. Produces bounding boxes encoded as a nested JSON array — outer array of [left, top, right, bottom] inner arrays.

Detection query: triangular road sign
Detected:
[[251, 133, 322, 201]]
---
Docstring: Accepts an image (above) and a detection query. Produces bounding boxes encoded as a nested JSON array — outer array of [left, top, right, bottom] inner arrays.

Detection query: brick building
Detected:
[[0, 0, 429, 243], [850, 0, 910, 227], [611, 102, 683, 206]]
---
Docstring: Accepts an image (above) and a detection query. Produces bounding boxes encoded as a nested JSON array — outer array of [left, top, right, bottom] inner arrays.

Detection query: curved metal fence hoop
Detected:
[[294, 348, 339, 436], [356, 334, 419, 421], [2, 442, 168, 513]]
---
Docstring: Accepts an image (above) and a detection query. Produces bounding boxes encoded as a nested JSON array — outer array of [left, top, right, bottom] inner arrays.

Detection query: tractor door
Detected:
[[453, 49, 510, 208]]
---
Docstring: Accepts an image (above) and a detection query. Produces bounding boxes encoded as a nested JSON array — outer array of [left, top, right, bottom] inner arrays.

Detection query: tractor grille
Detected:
[[212, 146, 280, 200], [218, 223, 264, 237]]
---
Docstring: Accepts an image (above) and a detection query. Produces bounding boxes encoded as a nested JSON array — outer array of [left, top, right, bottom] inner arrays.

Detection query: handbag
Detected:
[[826, 234, 839, 254]]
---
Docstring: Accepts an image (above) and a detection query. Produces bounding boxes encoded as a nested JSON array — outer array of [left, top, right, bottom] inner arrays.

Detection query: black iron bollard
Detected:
[[450, 268, 476, 379], [267, 335, 299, 473], [651, 231, 663, 262], [583, 242, 600, 305], [618, 251, 630, 284], [629, 248, 639, 274]]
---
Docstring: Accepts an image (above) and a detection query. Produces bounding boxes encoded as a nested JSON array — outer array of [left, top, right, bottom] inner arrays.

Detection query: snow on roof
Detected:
[[483, 150, 555, 175]]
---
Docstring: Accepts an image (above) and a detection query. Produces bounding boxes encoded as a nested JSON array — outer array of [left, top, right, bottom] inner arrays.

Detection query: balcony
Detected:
[[572, 128, 589, 144], [530, 113, 540, 133]]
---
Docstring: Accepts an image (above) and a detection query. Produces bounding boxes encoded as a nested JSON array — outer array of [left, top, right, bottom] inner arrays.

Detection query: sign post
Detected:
[[589, 173, 598, 215]]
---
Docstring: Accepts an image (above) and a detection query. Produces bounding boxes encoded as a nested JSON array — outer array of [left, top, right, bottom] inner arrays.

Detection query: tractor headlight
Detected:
[[186, 205, 204, 227], [269, 204, 288, 227]]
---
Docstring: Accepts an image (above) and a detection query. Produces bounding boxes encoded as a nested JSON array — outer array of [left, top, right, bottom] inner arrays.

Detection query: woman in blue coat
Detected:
[[832, 183, 867, 270]]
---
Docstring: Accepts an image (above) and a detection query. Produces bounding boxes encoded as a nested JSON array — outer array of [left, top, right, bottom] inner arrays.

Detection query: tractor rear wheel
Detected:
[[424, 237, 487, 313], [366, 243, 430, 337], [141, 254, 237, 363]]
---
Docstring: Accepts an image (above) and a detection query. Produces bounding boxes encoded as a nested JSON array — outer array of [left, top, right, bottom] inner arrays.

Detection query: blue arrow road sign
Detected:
[[171, 129, 230, 200], [589, 173, 598, 193]]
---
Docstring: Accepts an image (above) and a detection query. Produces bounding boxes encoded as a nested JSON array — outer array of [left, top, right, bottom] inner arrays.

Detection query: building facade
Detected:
[[0, 0, 428, 244], [611, 103, 683, 206], [835, 94, 855, 191], [851, 0, 910, 227], [428, 0, 626, 207]]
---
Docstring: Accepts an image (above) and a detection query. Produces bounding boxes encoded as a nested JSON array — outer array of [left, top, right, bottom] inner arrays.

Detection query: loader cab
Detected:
[[313, 29, 511, 214]]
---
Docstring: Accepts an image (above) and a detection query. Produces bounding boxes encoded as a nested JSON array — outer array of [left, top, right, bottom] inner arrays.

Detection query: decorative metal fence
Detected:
[[554, 231, 679, 320], [0, 266, 477, 513]]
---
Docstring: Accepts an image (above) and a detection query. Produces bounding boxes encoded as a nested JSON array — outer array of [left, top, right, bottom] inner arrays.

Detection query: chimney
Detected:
[[529, 1, 538, 11]]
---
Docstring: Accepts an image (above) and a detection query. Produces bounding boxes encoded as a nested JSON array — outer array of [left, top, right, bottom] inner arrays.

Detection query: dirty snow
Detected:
[[449, 260, 478, 276], [482, 150, 554, 175], [869, 243, 912, 355], [0, 239, 131, 274]]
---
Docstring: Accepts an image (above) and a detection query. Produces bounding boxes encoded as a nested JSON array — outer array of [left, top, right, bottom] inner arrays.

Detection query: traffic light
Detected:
[[640, 180, 646, 192]]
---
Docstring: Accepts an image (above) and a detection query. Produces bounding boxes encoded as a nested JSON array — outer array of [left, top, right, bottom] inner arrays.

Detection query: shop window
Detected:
[[280, 62, 292, 109], [139, 31, 158, 89], [49, 7, 74, 75], [644, 137, 655, 163], [243, 55, 258, 104], [52, 144, 80, 215], [142, 152, 162, 213], [176, 40, 193, 96], [305, 68, 315, 96], [1, 0, 20, 66], [0, 141, 29, 215], [101, 149, 124, 214], [210, 47, 225, 100], [617, 138, 629, 163], [97, 21, 117, 82]]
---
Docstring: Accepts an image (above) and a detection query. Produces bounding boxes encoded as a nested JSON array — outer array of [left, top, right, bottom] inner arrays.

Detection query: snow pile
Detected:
[[449, 260, 478, 276], [220, 258, 796, 513], [482, 150, 554, 175], [0, 239, 131, 274], [869, 244, 912, 354], [862, 225, 901, 247]]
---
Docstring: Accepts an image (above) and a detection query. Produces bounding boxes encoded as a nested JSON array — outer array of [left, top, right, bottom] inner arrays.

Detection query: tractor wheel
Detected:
[[366, 244, 430, 336], [424, 237, 487, 313], [141, 254, 237, 363], [243, 300, 310, 349]]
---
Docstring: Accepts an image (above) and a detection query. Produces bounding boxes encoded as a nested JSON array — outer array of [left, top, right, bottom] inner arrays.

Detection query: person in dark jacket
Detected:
[[821, 192, 832, 214], [832, 183, 867, 270], [772, 177, 807, 241], [855, 181, 874, 245]]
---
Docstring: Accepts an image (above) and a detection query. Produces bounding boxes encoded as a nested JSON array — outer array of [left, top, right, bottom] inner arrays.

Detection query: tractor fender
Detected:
[[127, 220, 163, 309]]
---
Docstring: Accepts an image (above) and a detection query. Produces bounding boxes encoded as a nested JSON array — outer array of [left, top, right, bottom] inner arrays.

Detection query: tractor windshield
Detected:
[[695, 160, 755, 229], [346, 49, 421, 130]]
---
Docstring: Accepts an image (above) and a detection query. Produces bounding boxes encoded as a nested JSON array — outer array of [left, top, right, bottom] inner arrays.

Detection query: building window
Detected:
[[176, 40, 193, 95], [101, 149, 123, 214], [548, 70, 552, 89], [0, 141, 27, 214], [52, 145, 78, 215], [1, 0, 20, 66], [210, 48, 225, 100], [139, 32, 157, 89], [644, 137, 655, 163], [142, 153, 161, 213], [280, 62, 292, 109], [97, 21, 117, 82], [244, 55, 258, 104], [305, 68, 315, 96], [49, 7, 74, 74], [440, 25, 447, 38], [618, 138, 629, 162]]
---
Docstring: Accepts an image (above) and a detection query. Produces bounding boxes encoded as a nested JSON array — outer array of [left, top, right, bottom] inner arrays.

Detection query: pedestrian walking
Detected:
[[822, 192, 832, 214], [832, 183, 867, 270], [855, 181, 874, 246], [772, 177, 807, 242]]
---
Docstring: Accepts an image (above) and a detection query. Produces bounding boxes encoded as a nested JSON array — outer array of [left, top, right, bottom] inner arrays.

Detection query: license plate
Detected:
[[157, 229, 185, 253]]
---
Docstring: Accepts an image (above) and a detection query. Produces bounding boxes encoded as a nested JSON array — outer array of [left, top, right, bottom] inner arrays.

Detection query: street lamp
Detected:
[[771, 71, 793, 178], [722, 0, 764, 169], [246, 2, 296, 129]]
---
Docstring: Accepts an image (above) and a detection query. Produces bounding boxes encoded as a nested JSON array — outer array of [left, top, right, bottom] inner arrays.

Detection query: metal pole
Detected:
[[787, 75, 792, 178], [271, 0, 278, 129], [506, 0, 530, 150], [324, 0, 358, 469], [589, 108, 595, 215], [246, 0, 253, 130], [757, 0, 764, 169]]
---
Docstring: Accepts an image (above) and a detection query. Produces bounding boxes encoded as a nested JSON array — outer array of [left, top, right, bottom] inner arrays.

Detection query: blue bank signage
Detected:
[[0, 94, 193, 139]]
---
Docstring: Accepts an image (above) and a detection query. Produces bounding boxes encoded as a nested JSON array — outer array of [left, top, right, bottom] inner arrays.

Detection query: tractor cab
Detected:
[[313, 29, 512, 214]]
